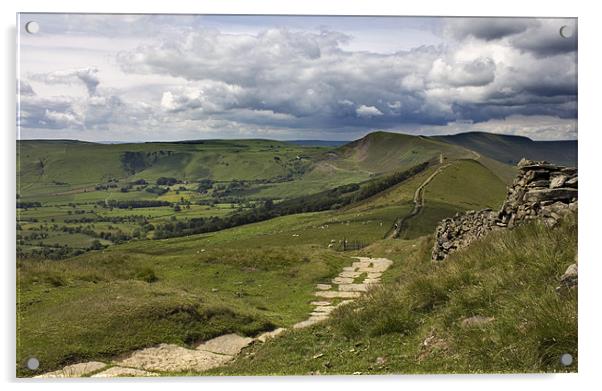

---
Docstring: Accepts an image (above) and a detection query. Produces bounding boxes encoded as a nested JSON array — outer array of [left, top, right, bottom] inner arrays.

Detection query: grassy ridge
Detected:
[[209, 214, 577, 375], [434, 132, 577, 167]]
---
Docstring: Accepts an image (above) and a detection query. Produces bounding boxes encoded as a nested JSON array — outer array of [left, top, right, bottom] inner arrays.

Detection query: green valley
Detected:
[[16, 131, 578, 376]]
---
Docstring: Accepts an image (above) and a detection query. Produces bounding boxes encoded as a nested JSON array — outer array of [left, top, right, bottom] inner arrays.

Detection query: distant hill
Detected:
[[326, 131, 474, 174], [285, 140, 349, 147], [432, 132, 577, 167]]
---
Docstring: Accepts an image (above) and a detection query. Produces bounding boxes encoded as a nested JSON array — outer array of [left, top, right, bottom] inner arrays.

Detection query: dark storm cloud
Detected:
[[512, 22, 577, 57], [445, 18, 538, 41]]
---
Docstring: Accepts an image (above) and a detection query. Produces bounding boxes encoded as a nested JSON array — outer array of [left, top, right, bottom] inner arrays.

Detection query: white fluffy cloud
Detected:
[[356, 105, 383, 118]]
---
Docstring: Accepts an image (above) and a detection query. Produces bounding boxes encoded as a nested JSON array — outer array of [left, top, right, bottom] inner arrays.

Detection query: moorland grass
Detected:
[[209, 214, 577, 375]]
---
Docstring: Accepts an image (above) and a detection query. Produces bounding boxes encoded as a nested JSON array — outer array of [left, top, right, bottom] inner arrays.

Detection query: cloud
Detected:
[[445, 18, 538, 41], [356, 105, 383, 118], [429, 57, 496, 87], [511, 19, 577, 57], [415, 115, 577, 141], [18, 80, 36, 96], [31, 68, 100, 96], [18, 16, 577, 141], [113, 25, 576, 136], [43, 109, 83, 128]]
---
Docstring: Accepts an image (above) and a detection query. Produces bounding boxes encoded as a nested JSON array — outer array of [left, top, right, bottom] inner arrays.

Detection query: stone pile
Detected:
[[432, 159, 577, 261], [498, 159, 577, 228], [431, 209, 499, 261]]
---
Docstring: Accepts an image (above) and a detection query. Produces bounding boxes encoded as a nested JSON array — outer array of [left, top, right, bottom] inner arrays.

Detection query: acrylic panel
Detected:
[[16, 14, 578, 377]]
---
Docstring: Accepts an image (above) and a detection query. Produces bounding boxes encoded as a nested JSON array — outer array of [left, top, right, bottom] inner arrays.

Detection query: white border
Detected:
[[2, 1, 600, 390]]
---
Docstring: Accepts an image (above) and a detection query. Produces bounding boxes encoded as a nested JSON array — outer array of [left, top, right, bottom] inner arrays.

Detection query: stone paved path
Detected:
[[294, 257, 392, 329], [34, 257, 392, 378]]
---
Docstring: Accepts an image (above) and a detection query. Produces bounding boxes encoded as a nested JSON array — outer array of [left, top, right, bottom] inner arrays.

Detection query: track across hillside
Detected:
[[386, 163, 450, 239]]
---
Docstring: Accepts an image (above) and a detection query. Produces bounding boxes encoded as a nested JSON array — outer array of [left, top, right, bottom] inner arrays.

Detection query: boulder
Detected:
[[524, 188, 578, 203], [550, 174, 569, 188]]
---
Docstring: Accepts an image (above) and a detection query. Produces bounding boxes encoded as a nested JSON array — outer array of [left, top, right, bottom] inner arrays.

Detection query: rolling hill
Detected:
[[433, 131, 577, 166]]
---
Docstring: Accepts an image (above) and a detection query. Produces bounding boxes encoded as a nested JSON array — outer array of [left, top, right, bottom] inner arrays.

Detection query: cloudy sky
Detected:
[[17, 14, 577, 141]]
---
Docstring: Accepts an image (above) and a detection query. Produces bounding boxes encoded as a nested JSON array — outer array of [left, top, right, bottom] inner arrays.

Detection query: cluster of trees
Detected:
[[212, 180, 251, 198], [64, 215, 149, 224], [156, 177, 179, 186], [97, 230, 131, 244], [145, 186, 168, 195], [17, 245, 86, 260], [98, 200, 171, 209], [153, 162, 429, 239], [16, 201, 42, 209], [95, 182, 119, 191], [197, 179, 214, 193]]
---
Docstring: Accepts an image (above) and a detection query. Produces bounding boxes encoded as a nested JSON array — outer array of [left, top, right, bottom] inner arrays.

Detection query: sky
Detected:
[[17, 14, 577, 142]]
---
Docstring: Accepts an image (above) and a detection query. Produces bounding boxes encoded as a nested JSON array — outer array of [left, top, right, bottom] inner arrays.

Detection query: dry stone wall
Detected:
[[432, 159, 577, 261]]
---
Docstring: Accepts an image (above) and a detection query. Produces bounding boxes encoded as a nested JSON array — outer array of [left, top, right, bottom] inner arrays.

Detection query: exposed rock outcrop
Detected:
[[432, 159, 577, 261]]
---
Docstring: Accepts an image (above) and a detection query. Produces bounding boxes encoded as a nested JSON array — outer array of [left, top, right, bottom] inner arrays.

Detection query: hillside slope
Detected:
[[433, 132, 577, 166], [210, 214, 577, 375], [326, 131, 474, 175]]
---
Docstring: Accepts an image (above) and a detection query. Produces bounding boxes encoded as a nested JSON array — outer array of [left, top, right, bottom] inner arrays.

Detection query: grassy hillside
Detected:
[[433, 132, 577, 167], [208, 214, 577, 375], [17, 139, 329, 201], [329, 131, 474, 174], [17, 131, 537, 377], [17, 151, 509, 376]]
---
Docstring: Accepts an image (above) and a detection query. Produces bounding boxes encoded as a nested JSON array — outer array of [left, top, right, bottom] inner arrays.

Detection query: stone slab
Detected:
[[91, 366, 158, 378], [35, 362, 107, 378], [256, 328, 286, 343], [197, 333, 254, 356], [118, 343, 233, 373], [293, 316, 328, 329], [338, 283, 368, 292], [332, 277, 354, 284], [338, 271, 362, 278], [315, 291, 361, 298], [316, 284, 332, 290]]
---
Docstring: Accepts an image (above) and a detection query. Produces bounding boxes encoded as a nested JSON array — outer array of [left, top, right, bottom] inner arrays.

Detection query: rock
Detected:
[[256, 328, 286, 343], [565, 177, 578, 187], [332, 277, 354, 284], [91, 366, 158, 378], [197, 334, 254, 356], [524, 188, 578, 203], [528, 180, 550, 188], [460, 315, 495, 328], [559, 263, 578, 288], [550, 175, 568, 188], [337, 283, 369, 292], [117, 343, 233, 373], [315, 291, 361, 299], [35, 362, 107, 378], [316, 284, 332, 290]]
